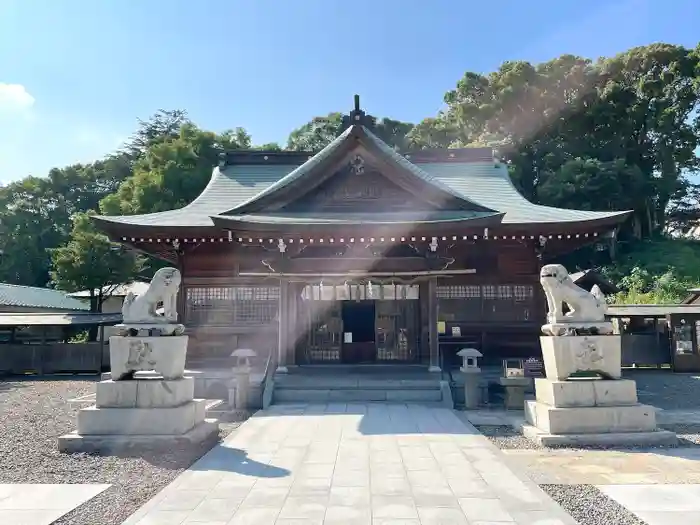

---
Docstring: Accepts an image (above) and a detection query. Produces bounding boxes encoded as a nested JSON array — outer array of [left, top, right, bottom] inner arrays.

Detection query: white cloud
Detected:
[[0, 83, 35, 114]]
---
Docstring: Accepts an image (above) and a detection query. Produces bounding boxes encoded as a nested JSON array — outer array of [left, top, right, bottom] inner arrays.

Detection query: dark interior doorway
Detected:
[[341, 300, 376, 363]]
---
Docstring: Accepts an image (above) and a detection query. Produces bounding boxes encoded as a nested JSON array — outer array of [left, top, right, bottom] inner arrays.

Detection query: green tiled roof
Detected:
[[0, 283, 90, 311], [419, 162, 630, 224], [95, 125, 629, 229]]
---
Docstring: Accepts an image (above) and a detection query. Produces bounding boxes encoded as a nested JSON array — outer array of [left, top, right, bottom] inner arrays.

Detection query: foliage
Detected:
[[611, 266, 693, 304], [50, 212, 143, 312], [0, 157, 132, 287], [0, 43, 698, 297], [287, 112, 415, 151], [100, 122, 244, 215], [409, 44, 700, 237]]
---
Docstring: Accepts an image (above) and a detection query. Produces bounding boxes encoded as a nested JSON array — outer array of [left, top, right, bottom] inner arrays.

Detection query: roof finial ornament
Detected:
[[339, 94, 376, 135]]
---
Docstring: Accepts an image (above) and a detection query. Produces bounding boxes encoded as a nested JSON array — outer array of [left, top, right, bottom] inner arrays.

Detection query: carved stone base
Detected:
[[540, 335, 621, 381], [541, 322, 613, 337], [109, 335, 188, 381], [113, 323, 185, 336], [58, 376, 219, 453]]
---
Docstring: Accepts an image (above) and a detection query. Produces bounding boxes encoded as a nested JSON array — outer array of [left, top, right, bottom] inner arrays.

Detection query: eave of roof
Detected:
[[607, 304, 700, 316], [210, 210, 505, 232], [0, 312, 122, 326]]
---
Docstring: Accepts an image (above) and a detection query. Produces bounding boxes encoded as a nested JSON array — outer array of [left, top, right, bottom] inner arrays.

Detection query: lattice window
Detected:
[[185, 286, 279, 326], [514, 285, 534, 302], [233, 286, 279, 324], [185, 287, 235, 326], [497, 285, 513, 299], [482, 285, 497, 299], [437, 285, 481, 298]]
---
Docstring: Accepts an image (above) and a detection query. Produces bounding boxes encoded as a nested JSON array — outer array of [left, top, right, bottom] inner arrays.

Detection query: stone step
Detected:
[[273, 387, 443, 404], [274, 377, 440, 390], [521, 423, 678, 447], [59, 418, 219, 453], [78, 398, 208, 436], [524, 400, 657, 434]]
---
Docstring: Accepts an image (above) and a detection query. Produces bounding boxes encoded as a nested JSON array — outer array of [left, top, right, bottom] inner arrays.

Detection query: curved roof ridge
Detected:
[[492, 164, 632, 220], [223, 126, 355, 214], [418, 161, 632, 224], [94, 166, 225, 224], [361, 127, 498, 212]]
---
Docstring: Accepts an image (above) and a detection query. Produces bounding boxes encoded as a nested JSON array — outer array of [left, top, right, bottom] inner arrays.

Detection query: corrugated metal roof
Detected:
[[95, 127, 629, 228], [607, 305, 700, 316], [0, 312, 122, 326], [0, 283, 90, 311], [67, 281, 149, 298]]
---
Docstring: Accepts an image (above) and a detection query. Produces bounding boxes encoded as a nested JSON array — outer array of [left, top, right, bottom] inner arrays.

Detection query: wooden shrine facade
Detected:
[[93, 98, 631, 370]]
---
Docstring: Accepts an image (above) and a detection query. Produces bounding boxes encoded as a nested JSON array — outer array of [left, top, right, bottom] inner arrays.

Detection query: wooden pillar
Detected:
[[276, 279, 290, 373], [428, 277, 441, 372], [288, 282, 298, 366]]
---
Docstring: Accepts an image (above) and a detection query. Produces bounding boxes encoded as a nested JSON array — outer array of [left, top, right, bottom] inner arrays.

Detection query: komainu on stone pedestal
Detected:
[[58, 267, 218, 453], [521, 264, 676, 447]]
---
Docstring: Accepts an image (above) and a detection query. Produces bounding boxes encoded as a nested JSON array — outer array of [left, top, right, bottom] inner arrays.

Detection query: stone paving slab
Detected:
[[501, 445, 700, 485], [122, 403, 577, 524], [598, 484, 700, 525], [0, 483, 110, 525]]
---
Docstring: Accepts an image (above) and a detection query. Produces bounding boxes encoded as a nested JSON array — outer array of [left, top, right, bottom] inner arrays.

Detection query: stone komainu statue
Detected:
[[539, 264, 607, 324], [122, 267, 181, 324]]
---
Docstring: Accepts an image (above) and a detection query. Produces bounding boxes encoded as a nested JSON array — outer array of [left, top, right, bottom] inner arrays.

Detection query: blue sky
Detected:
[[0, 0, 697, 183]]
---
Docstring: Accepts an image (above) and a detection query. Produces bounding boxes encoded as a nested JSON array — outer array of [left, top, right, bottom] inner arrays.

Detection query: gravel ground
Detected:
[[475, 422, 700, 451], [625, 370, 700, 410], [659, 423, 700, 446], [0, 377, 248, 525], [540, 484, 647, 525], [473, 424, 543, 450]]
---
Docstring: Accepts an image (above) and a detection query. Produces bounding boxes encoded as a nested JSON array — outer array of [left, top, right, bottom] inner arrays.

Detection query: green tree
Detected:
[[50, 212, 143, 313], [100, 122, 252, 215], [287, 113, 343, 151], [0, 157, 131, 286], [287, 112, 415, 151]]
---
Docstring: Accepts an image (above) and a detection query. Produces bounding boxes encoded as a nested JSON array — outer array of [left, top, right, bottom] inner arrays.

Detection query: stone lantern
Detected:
[[230, 348, 256, 409], [457, 348, 482, 372], [457, 348, 483, 409]]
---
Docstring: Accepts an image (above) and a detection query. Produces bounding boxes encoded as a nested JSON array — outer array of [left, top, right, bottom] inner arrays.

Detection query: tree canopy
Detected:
[[0, 42, 698, 303]]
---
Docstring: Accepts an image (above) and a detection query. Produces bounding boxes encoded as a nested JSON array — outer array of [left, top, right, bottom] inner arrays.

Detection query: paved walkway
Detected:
[[599, 484, 700, 525], [0, 483, 110, 525], [123, 403, 576, 524]]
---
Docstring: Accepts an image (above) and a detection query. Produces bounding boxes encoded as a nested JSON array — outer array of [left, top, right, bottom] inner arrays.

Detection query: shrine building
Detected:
[[94, 98, 630, 371]]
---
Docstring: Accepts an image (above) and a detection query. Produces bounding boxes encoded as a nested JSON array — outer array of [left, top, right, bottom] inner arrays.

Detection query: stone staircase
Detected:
[[271, 365, 451, 407]]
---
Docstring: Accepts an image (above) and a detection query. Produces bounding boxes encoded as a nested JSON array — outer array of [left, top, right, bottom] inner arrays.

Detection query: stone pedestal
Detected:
[[229, 370, 251, 409], [500, 377, 530, 410], [59, 375, 218, 453], [462, 370, 482, 409], [522, 335, 676, 447], [59, 334, 218, 453], [109, 335, 188, 381], [540, 335, 621, 380]]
